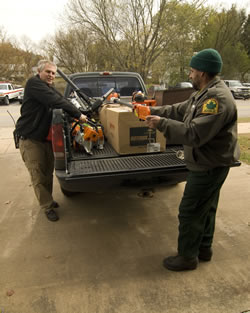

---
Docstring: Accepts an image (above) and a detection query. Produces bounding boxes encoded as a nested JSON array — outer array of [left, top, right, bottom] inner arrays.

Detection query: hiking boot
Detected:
[[163, 255, 198, 271], [45, 209, 59, 222], [198, 247, 213, 262]]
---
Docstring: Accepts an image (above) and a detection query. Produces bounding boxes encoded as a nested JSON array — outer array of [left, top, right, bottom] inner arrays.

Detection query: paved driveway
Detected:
[[0, 126, 250, 313]]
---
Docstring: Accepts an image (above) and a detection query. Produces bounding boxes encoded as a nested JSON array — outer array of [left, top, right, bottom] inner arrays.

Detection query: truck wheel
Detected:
[[4, 96, 9, 105], [60, 187, 78, 197], [231, 91, 237, 99]]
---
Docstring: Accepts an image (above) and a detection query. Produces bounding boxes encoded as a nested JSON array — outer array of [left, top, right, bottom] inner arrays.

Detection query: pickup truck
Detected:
[[52, 71, 188, 195], [224, 80, 250, 99], [0, 82, 24, 105]]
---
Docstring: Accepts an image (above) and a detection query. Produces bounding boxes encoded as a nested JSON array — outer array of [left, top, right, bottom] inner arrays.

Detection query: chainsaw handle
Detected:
[[58, 68, 115, 114], [102, 88, 115, 101], [113, 98, 133, 108], [57, 68, 91, 106]]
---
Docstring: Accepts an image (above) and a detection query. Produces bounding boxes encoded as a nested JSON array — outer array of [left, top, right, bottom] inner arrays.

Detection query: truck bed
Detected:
[[53, 114, 188, 193], [68, 143, 186, 176]]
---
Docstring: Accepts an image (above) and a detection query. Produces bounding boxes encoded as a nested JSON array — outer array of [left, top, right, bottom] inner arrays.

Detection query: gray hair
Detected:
[[37, 59, 57, 72]]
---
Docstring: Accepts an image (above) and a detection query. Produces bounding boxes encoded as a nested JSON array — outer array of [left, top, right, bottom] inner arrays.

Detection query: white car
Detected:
[[0, 82, 24, 105], [18, 89, 24, 104], [174, 82, 193, 89]]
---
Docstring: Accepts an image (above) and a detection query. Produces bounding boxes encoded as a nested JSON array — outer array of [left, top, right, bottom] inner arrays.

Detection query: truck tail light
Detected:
[[52, 124, 65, 159], [100, 71, 112, 75]]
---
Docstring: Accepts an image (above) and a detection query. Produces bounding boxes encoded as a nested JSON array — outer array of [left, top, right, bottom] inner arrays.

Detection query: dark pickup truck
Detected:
[[52, 71, 188, 195]]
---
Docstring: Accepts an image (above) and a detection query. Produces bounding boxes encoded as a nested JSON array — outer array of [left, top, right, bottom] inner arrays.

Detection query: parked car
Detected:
[[224, 80, 250, 99], [0, 82, 24, 105], [147, 84, 166, 97], [18, 89, 24, 104], [174, 82, 193, 89]]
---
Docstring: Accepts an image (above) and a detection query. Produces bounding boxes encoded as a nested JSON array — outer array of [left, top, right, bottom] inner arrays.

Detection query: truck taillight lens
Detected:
[[100, 71, 112, 75], [52, 124, 65, 158]]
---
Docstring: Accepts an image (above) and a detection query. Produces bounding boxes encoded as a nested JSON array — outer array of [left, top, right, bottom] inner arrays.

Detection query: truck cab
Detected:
[[64, 71, 148, 102]]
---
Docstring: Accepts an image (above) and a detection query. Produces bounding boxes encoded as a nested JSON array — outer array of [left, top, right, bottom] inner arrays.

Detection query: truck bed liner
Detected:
[[70, 142, 119, 160], [68, 144, 186, 176]]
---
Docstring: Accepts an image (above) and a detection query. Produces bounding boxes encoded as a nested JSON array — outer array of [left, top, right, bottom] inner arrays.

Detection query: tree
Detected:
[[152, 1, 209, 85], [59, 0, 207, 83], [0, 28, 41, 84], [195, 5, 250, 80], [16, 36, 42, 82], [0, 41, 22, 81], [43, 27, 95, 72], [0, 27, 8, 43], [241, 14, 250, 56], [63, 0, 181, 81]]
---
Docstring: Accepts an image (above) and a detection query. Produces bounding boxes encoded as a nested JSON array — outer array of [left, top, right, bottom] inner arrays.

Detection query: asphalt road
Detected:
[[0, 99, 250, 313], [236, 98, 250, 117], [0, 100, 21, 127]]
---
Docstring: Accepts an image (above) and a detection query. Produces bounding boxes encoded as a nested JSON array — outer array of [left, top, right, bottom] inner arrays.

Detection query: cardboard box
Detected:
[[99, 103, 121, 132], [101, 107, 166, 155]]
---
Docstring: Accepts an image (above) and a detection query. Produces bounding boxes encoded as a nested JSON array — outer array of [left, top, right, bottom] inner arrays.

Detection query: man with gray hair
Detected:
[[16, 60, 87, 222]]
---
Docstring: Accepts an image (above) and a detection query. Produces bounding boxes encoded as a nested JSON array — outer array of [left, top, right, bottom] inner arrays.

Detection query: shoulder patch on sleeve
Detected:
[[202, 98, 219, 114]]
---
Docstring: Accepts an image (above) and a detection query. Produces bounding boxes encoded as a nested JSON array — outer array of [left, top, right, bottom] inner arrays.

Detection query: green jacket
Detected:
[[150, 77, 240, 171]]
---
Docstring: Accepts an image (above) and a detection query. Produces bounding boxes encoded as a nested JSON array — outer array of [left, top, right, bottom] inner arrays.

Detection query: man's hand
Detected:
[[79, 114, 88, 123], [145, 115, 161, 128]]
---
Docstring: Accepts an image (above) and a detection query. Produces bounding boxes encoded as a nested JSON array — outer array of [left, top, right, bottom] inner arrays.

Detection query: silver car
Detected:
[[224, 80, 250, 99]]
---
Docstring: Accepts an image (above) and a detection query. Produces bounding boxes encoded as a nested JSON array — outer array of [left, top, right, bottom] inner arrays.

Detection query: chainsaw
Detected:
[[57, 68, 114, 154], [112, 90, 157, 120], [57, 68, 114, 117], [70, 119, 104, 155]]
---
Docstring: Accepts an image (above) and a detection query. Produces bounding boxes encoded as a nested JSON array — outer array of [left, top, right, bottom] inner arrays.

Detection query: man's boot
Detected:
[[198, 247, 213, 262], [163, 255, 198, 271]]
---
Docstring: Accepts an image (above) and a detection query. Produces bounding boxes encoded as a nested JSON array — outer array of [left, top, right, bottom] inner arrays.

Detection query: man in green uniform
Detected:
[[145, 48, 240, 271]]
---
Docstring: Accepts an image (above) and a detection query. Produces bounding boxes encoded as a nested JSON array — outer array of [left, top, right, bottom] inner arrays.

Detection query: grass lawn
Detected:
[[237, 118, 250, 165], [238, 117, 250, 123], [238, 133, 250, 165]]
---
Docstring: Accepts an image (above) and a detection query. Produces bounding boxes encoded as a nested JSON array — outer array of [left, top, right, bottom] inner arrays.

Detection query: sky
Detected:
[[1, 0, 250, 44], [1, 0, 69, 43]]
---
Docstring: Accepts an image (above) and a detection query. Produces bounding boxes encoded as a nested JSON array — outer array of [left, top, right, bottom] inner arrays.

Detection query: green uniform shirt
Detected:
[[150, 77, 240, 171]]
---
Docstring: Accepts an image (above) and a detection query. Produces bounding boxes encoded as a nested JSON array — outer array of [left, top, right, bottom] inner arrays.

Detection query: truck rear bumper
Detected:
[[55, 148, 188, 192], [56, 166, 188, 192]]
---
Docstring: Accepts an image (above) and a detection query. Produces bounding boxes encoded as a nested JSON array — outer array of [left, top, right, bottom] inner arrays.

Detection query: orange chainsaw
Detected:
[[71, 119, 104, 155], [113, 91, 156, 120]]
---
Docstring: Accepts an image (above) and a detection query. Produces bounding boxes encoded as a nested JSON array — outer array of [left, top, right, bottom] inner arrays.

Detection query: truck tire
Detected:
[[4, 96, 9, 105], [231, 91, 236, 99]]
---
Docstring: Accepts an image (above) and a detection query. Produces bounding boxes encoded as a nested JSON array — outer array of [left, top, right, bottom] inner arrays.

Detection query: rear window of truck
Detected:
[[71, 77, 144, 97]]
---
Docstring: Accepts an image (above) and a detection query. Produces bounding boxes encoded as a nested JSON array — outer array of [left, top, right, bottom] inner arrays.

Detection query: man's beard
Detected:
[[192, 81, 200, 90]]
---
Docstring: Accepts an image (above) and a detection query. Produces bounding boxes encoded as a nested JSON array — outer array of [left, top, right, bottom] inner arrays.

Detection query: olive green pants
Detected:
[[19, 138, 55, 211], [178, 167, 230, 258]]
